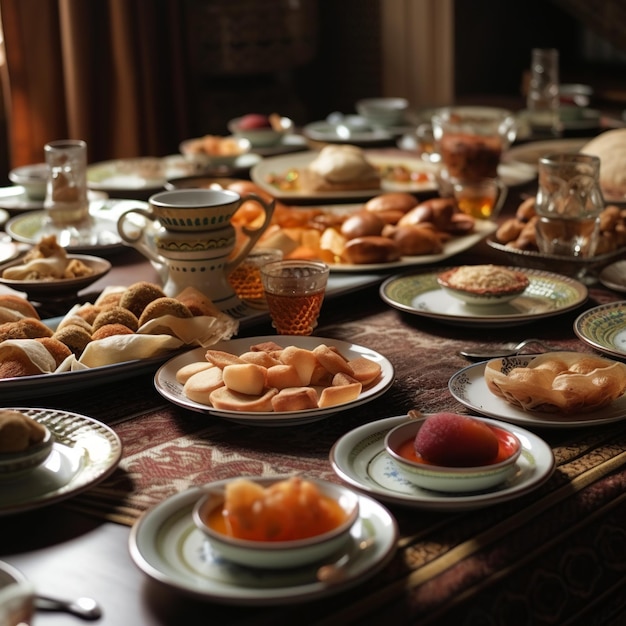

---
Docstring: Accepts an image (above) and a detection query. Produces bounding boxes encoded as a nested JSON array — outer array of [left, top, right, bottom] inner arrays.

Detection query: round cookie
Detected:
[[53, 324, 92, 357], [92, 306, 139, 333], [138, 297, 193, 326], [119, 282, 166, 317], [91, 323, 135, 340]]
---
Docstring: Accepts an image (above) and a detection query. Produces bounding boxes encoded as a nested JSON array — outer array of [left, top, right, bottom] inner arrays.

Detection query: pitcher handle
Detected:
[[117, 207, 163, 265], [225, 193, 275, 275]]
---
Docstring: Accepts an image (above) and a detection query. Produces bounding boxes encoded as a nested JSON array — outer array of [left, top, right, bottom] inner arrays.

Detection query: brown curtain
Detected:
[[0, 0, 190, 169]]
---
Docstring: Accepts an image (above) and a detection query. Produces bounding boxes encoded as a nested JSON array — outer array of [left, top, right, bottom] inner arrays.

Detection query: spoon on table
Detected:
[[35, 594, 102, 620], [316, 536, 376, 584], [459, 338, 556, 361]]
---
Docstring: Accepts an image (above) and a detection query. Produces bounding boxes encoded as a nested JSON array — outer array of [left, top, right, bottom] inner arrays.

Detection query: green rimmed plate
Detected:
[[574, 301, 626, 359], [379, 267, 587, 327]]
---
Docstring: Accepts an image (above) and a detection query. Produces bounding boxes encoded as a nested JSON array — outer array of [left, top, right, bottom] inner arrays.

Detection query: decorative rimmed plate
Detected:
[[449, 357, 626, 427], [379, 267, 587, 327], [5, 198, 148, 254], [598, 260, 626, 293], [0, 254, 111, 300], [574, 301, 626, 359], [329, 415, 554, 510], [250, 151, 440, 201], [154, 336, 395, 426], [128, 483, 398, 605], [0, 407, 122, 515]]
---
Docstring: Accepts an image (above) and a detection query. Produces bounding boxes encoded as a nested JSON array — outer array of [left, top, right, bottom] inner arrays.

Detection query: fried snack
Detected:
[[0, 318, 53, 341], [0, 295, 40, 320], [485, 351, 626, 413], [92, 307, 140, 333], [118, 281, 167, 317]]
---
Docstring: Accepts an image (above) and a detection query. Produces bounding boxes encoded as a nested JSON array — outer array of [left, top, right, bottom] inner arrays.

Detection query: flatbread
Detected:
[[582, 129, 626, 200]]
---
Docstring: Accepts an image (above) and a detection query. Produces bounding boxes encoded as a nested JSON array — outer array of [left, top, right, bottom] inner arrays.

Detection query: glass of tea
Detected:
[[452, 177, 508, 220], [228, 247, 283, 307], [260, 260, 330, 335]]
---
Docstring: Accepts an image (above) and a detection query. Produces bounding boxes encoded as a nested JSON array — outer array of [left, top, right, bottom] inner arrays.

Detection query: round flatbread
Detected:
[[582, 129, 626, 200]]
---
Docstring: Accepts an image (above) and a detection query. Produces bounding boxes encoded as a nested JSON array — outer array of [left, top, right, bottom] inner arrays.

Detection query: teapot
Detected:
[[117, 188, 274, 317]]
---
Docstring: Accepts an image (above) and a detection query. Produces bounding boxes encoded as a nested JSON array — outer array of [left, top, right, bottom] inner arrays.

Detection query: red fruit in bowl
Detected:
[[238, 114, 272, 130], [414, 412, 499, 467]]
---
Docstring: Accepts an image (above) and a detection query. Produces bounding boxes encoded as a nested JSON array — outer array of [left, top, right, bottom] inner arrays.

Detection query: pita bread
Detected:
[[582, 129, 626, 200]]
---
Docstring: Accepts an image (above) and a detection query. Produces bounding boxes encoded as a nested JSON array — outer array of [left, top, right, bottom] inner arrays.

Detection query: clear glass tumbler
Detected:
[[526, 48, 561, 137], [43, 139, 89, 226], [535, 153, 604, 258]]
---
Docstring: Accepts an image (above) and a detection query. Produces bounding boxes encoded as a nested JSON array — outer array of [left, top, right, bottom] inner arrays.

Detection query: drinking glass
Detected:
[[260, 260, 329, 335], [526, 48, 561, 137], [452, 178, 508, 220], [43, 139, 89, 225], [535, 153, 604, 258], [228, 247, 283, 306]]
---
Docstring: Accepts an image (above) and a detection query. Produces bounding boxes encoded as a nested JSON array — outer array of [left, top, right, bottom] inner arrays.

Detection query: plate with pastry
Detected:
[[329, 415, 555, 510], [250, 147, 440, 202], [574, 301, 626, 359], [0, 407, 122, 515], [254, 194, 497, 272], [0, 235, 111, 301], [448, 352, 626, 428], [379, 266, 588, 327], [154, 335, 395, 426]]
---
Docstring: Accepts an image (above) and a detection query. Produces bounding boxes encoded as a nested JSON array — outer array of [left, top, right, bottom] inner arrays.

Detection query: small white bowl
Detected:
[[356, 98, 409, 127], [192, 476, 359, 569], [228, 115, 294, 148], [385, 417, 521, 493], [9, 163, 48, 200], [437, 266, 529, 306], [0, 424, 53, 478]]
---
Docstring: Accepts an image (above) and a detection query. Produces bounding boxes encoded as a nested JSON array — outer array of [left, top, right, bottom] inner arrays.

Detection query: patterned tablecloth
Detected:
[[37, 281, 626, 626]]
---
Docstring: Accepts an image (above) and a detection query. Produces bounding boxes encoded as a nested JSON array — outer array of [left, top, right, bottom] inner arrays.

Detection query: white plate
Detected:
[[599, 260, 626, 293], [379, 267, 588, 327], [303, 116, 412, 144], [128, 483, 398, 605], [329, 415, 554, 510], [0, 208, 9, 227], [330, 219, 496, 272], [0, 187, 108, 212], [250, 151, 441, 201], [449, 357, 626, 428], [0, 407, 122, 515], [154, 336, 395, 426], [502, 138, 589, 170], [5, 198, 148, 254], [87, 156, 199, 193], [574, 301, 626, 359], [0, 240, 19, 265]]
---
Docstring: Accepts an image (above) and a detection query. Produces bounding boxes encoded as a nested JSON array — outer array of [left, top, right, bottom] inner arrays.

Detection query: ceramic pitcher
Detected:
[[117, 188, 274, 317]]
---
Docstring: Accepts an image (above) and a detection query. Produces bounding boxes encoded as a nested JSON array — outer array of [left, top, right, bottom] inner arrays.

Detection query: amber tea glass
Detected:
[[452, 178, 508, 220], [260, 260, 329, 335], [228, 247, 283, 306]]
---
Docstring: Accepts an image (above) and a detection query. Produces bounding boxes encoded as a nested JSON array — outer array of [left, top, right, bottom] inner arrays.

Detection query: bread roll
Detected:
[[364, 192, 418, 214], [343, 236, 401, 264]]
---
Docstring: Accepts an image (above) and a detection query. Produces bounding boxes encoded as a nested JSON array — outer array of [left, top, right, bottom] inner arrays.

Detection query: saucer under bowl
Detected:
[[228, 115, 294, 148], [384, 417, 522, 493], [0, 425, 53, 479], [192, 476, 360, 569]]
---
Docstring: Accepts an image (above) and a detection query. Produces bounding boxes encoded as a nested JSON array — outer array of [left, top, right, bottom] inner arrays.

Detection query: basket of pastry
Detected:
[[484, 351, 626, 414], [0, 282, 239, 379], [488, 196, 626, 274]]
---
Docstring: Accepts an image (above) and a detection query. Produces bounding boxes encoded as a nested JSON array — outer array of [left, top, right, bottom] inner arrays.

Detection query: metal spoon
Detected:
[[35, 594, 102, 621], [316, 536, 376, 584], [459, 338, 556, 361]]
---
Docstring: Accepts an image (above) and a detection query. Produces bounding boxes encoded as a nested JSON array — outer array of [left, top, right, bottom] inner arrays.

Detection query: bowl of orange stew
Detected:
[[192, 475, 359, 569]]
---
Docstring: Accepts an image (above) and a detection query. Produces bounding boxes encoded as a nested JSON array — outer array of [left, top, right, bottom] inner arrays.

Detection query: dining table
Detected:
[[1, 147, 626, 626]]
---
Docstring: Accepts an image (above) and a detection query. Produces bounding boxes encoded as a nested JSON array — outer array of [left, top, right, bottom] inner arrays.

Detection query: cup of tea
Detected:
[[452, 178, 508, 220], [431, 106, 517, 194], [260, 260, 329, 335], [228, 247, 283, 307], [535, 153, 604, 258]]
